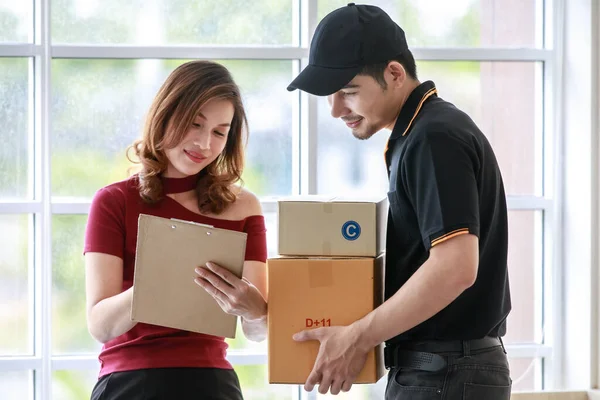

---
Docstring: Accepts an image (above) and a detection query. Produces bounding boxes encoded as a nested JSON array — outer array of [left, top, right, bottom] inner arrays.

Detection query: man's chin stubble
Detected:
[[352, 130, 373, 141]]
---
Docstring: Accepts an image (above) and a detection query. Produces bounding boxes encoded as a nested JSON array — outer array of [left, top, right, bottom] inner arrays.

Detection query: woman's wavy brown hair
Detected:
[[127, 60, 248, 215]]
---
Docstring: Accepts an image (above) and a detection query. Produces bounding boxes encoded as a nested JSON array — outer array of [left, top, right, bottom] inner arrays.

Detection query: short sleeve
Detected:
[[243, 215, 267, 262], [83, 187, 126, 259], [401, 131, 480, 250]]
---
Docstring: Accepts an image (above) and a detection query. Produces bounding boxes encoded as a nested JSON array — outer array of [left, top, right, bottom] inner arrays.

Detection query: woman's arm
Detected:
[[85, 252, 137, 343], [240, 260, 268, 341]]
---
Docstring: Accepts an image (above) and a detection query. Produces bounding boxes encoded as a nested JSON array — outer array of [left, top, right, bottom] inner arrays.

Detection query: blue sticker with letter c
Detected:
[[341, 220, 361, 241]]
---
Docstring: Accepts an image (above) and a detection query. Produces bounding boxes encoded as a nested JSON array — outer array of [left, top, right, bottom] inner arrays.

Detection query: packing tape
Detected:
[[309, 260, 333, 288]]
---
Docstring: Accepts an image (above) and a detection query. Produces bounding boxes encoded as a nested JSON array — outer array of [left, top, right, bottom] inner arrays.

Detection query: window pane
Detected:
[[265, 211, 278, 258], [510, 357, 541, 391], [0, 214, 33, 356], [0, 1, 33, 43], [0, 370, 33, 400], [52, 0, 293, 45], [504, 211, 542, 344], [316, 61, 542, 197], [226, 320, 267, 353], [236, 364, 295, 400], [51, 59, 293, 199], [0, 58, 31, 199], [52, 369, 99, 400], [52, 215, 102, 354], [318, 0, 542, 47]]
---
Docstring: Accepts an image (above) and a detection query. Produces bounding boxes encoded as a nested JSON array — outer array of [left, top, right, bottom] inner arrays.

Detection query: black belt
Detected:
[[384, 336, 503, 372]]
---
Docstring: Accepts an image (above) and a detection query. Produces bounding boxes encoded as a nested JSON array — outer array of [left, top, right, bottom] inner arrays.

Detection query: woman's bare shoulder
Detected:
[[229, 185, 263, 219]]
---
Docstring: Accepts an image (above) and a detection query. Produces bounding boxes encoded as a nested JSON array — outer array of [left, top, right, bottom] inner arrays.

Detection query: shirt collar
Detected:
[[390, 80, 438, 140]]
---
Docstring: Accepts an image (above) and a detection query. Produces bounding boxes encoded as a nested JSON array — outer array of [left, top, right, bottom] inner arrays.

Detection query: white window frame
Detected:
[[0, 0, 564, 398]]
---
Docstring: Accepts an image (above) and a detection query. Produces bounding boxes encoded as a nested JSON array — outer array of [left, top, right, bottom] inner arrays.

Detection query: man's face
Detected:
[[327, 74, 398, 140]]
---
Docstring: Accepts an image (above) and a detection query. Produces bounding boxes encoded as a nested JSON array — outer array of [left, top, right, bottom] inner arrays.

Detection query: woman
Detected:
[[84, 60, 267, 400]]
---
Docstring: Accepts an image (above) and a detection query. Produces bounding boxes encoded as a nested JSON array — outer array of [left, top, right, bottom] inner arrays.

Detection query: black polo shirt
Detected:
[[384, 80, 511, 344]]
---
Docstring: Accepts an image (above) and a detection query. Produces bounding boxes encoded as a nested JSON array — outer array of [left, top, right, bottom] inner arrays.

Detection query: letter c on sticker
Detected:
[[341, 220, 361, 241]]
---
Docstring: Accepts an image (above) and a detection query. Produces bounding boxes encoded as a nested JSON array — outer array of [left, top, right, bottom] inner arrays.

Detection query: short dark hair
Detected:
[[358, 50, 418, 89]]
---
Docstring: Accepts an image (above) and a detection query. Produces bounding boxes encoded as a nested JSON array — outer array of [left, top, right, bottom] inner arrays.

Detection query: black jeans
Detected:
[[90, 367, 244, 400], [385, 345, 511, 400]]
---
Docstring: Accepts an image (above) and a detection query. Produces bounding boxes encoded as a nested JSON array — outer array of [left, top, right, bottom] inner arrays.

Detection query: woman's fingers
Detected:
[[194, 266, 236, 297], [205, 262, 242, 289], [194, 276, 230, 305]]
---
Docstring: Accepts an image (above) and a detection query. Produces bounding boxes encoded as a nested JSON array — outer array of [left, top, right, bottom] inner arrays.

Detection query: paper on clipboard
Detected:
[[131, 213, 247, 338]]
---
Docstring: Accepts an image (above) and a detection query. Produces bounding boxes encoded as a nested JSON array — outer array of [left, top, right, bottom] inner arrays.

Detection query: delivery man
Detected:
[[287, 4, 512, 399]]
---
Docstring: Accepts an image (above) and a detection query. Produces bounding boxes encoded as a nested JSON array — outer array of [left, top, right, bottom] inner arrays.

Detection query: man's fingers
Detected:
[[330, 379, 343, 395], [341, 380, 353, 392], [318, 374, 333, 395], [293, 327, 323, 342], [304, 369, 321, 392]]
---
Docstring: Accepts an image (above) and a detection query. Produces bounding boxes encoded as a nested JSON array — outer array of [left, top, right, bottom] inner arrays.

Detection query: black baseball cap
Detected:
[[287, 3, 409, 96]]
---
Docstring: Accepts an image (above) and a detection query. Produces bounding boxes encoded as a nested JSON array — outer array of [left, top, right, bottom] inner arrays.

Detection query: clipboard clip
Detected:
[[170, 218, 215, 230]]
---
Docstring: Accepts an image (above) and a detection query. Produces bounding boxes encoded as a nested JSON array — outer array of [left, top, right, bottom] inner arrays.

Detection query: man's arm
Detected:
[[354, 233, 478, 349]]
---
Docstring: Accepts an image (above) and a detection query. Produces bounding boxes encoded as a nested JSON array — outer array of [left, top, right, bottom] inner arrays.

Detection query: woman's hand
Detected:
[[194, 261, 267, 321]]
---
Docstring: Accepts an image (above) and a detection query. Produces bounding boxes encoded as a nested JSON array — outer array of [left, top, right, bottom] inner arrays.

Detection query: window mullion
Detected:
[[36, 0, 52, 398]]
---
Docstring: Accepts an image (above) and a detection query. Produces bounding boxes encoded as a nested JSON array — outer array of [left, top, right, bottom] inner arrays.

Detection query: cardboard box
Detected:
[[131, 214, 247, 338], [267, 255, 385, 384], [277, 195, 388, 257]]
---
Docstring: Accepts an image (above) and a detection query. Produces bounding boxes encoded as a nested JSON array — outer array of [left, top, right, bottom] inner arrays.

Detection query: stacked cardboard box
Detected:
[[267, 195, 388, 384]]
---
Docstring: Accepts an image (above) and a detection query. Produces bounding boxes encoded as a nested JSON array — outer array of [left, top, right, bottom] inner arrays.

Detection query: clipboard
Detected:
[[131, 213, 248, 338]]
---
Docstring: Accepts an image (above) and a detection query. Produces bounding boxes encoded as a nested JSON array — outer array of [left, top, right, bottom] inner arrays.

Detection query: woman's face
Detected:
[[164, 98, 235, 178]]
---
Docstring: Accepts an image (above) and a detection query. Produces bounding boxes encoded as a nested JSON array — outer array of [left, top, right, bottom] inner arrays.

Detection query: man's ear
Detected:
[[386, 61, 407, 88]]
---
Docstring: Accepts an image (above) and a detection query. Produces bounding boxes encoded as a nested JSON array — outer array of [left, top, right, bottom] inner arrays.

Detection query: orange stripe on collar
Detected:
[[402, 87, 438, 136]]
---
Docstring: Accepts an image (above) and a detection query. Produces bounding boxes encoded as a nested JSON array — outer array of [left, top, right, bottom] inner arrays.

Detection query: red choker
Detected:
[[161, 173, 201, 194]]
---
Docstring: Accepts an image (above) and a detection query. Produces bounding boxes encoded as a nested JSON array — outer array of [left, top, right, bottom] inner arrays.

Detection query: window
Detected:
[[0, 1, 33, 43], [0, 57, 31, 199], [0, 0, 557, 398], [0, 215, 33, 356], [51, 0, 293, 45]]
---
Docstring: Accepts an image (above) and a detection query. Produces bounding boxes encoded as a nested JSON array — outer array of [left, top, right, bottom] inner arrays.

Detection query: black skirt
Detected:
[[90, 367, 244, 400]]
